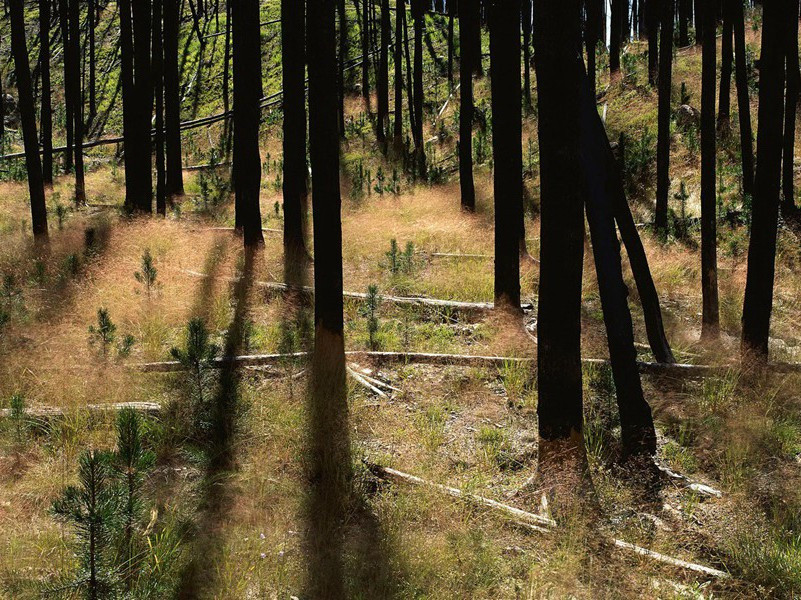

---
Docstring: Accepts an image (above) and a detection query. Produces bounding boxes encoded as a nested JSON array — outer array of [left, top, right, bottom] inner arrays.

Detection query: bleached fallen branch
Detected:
[[655, 462, 723, 498], [366, 462, 729, 579], [347, 366, 388, 398], [0, 401, 162, 419]]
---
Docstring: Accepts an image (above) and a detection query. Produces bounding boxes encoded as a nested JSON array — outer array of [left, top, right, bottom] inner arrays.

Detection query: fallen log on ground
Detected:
[[366, 462, 729, 579], [0, 401, 162, 419]]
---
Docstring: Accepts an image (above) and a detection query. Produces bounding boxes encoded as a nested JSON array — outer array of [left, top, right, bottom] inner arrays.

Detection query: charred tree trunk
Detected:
[[646, 0, 659, 85], [377, 0, 390, 143], [10, 0, 48, 240], [522, 0, 532, 107], [361, 0, 370, 104], [68, 0, 86, 205], [585, 0, 601, 95], [282, 0, 308, 277], [489, 0, 522, 310], [394, 0, 404, 143], [337, 0, 347, 136], [534, 0, 585, 462], [732, 0, 754, 195], [233, 0, 264, 247], [694, 0, 703, 42], [411, 0, 426, 175], [459, 0, 476, 210], [88, 0, 96, 123], [654, 0, 673, 237], [718, 6, 733, 134], [153, 0, 166, 215], [741, 0, 788, 362], [447, 3, 454, 88], [700, 0, 719, 339], [678, 0, 690, 46], [59, 0, 73, 172], [781, 0, 799, 210], [223, 0, 231, 120], [610, 0, 622, 75], [39, 0, 53, 186], [164, 0, 184, 199], [306, 0, 351, 595]]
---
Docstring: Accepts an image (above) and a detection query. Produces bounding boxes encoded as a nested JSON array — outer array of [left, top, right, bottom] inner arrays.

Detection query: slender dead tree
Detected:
[[489, 0, 522, 310], [534, 0, 586, 466], [678, 0, 690, 46], [164, 0, 184, 199], [741, 0, 788, 363], [447, 0, 454, 87], [377, 0, 390, 143], [459, 0, 476, 211], [337, 0, 346, 136], [361, 0, 370, 104], [67, 0, 86, 205], [39, 0, 53, 186], [585, 0, 601, 95], [232, 0, 264, 247], [282, 0, 308, 277], [153, 0, 166, 215], [88, 0, 96, 123], [717, 5, 733, 135], [781, 0, 800, 210], [654, 0, 673, 237], [306, 0, 351, 595], [522, 0, 531, 107], [700, 0, 719, 339], [731, 0, 754, 195], [646, 0, 659, 85], [59, 0, 73, 172], [393, 0, 405, 144], [9, 0, 48, 240], [610, 0, 622, 75], [411, 0, 426, 175]]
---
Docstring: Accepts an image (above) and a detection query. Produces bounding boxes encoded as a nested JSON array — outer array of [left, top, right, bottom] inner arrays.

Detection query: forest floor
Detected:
[[1, 9, 801, 600]]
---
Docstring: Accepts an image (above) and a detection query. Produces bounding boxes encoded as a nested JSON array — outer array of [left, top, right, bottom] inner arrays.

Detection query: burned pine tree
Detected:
[[731, 0, 754, 195], [781, 0, 800, 211], [232, 0, 264, 247], [654, 0, 673, 238], [377, 0, 390, 144], [164, 0, 184, 200], [522, 0, 531, 107], [609, 0, 622, 75], [67, 0, 86, 205], [39, 0, 53, 186], [411, 0, 426, 175], [741, 0, 788, 363], [282, 0, 309, 276], [489, 0, 522, 310], [59, 0, 74, 173], [458, 0, 477, 211], [585, 0, 602, 95], [9, 0, 48, 240], [717, 3, 733, 135], [646, 0, 659, 86], [153, 0, 166, 216], [393, 0, 405, 145]]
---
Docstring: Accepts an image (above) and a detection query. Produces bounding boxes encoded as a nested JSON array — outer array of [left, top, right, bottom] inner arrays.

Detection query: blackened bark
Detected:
[[447, 5, 454, 88], [133, 0, 153, 211], [741, 0, 787, 362], [39, 0, 53, 185], [782, 0, 799, 209], [9, 0, 48, 239], [655, 0, 673, 237], [282, 0, 308, 275], [233, 0, 264, 247], [306, 0, 351, 593], [522, 0, 531, 107], [59, 0, 73, 172], [338, 0, 346, 136], [585, 0, 601, 95], [88, 0, 96, 122], [412, 0, 426, 175], [732, 0, 754, 194], [678, 0, 690, 46], [718, 6, 733, 133], [646, 0, 659, 86], [489, 0, 522, 310], [700, 0, 719, 339], [534, 0, 585, 451], [120, 0, 136, 210], [154, 0, 166, 215], [164, 0, 184, 199], [377, 0, 390, 143], [610, 0, 621, 74], [459, 0, 476, 210], [361, 0, 370, 103], [394, 0, 404, 142], [67, 0, 86, 205], [694, 0, 703, 42]]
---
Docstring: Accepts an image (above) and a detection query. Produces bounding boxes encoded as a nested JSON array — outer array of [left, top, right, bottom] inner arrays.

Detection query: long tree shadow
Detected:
[[176, 246, 255, 599]]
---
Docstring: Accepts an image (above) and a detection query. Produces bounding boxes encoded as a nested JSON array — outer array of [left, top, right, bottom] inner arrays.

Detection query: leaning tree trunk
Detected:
[[39, 0, 53, 186], [654, 0, 673, 237], [741, 0, 787, 363], [164, 0, 184, 199], [533, 0, 586, 463], [700, 0, 719, 340], [459, 0, 476, 211], [782, 0, 799, 211], [377, 0, 390, 144], [718, 6, 733, 135], [306, 0, 351, 596], [233, 0, 264, 247], [68, 0, 86, 206], [59, 0, 73, 173], [282, 0, 308, 279], [731, 0, 754, 195], [9, 0, 48, 240], [489, 0, 522, 310], [153, 0, 166, 215]]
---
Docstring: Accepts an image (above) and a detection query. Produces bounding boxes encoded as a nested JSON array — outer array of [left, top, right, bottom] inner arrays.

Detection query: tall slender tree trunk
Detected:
[[88, 0, 96, 123], [411, 0, 426, 175], [153, 0, 166, 215], [732, 0, 754, 195], [694, 0, 703, 42], [282, 0, 308, 278], [741, 0, 788, 363], [781, 0, 799, 209], [361, 0, 370, 104], [377, 0, 390, 143], [534, 0, 585, 465], [610, 0, 622, 74], [120, 0, 136, 210], [233, 0, 264, 247], [10, 0, 48, 240], [700, 0, 719, 339], [337, 0, 346, 136], [306, 0, 350, 595], [678, 0, 690, 46], [655, 0, 673, 237], [164, 0, 184, 199], [522, 0, 532, 107], [646, 0, 659, 85], [718, 7, 733, 134], [585, 0, 601, 95], [489, 0, 522, 310], [59, 0, 73, 173], [68, 0, 86, 205], [447, 5, 454, 88], [394, 0, 404, 143], [459, 0, 476, 211], [39, 0, 53, 186]]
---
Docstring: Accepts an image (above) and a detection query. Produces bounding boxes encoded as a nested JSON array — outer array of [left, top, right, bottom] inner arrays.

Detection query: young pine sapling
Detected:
[[89, 308, 117, 358], [134, 249, 158, 298], [360, 284, 382, 350], [170, 318, 219, 407]]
